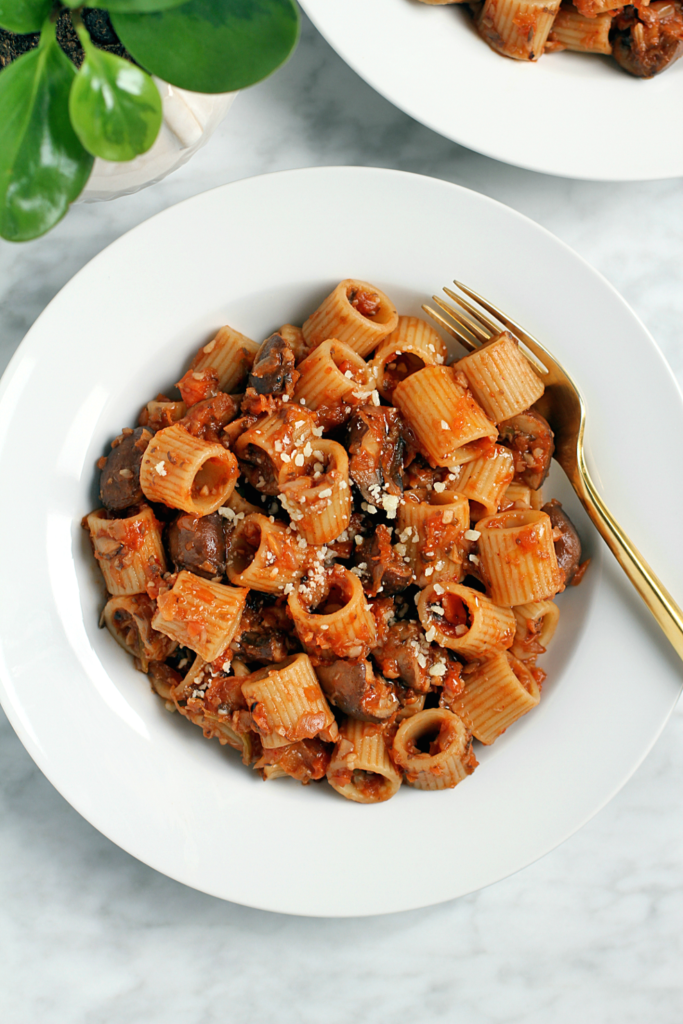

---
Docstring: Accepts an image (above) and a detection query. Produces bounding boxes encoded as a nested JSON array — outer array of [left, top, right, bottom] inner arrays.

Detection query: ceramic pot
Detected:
[[79, 78, 237, 203]]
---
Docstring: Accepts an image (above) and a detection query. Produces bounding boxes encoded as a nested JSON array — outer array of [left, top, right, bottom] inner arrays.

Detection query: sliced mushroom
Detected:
[[498, 410, 554, 490], [178, 392, 238, 442], [102, 593, 176, 670], [371, 621, 434, 693], [347, 405, 404, 505], [99, 427, 152, 511], [255, 737, 332, 783], [230, 595, 296, 664], [247, 333, 299, 396], [166, 511, 226, 579], [315, 659, 398, 723], [542, 499, 582, 585], [612, 2, 683, 78], [354, 523, 412, 596]]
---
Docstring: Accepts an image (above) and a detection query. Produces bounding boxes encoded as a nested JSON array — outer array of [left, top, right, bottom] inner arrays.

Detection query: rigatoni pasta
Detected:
[[372, 316, 447, 400], [86, 277, 584, 804], [476, 509, 563, 605], [302, 279, 398, 357], [140, 423, 239, 515], [414, 0, 683, 79], [392, 365, 498, 467], [392, 708, 477, 790], [86, 506, 166, 596]]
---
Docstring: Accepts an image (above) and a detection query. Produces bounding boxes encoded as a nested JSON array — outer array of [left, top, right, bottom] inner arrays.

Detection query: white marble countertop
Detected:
[[1, 14, 681, 1024]]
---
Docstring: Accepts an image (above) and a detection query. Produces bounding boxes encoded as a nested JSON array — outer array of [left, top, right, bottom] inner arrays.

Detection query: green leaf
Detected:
[[0, 0, 52, 34], [68, 33, 162, 162], [0, 22, 94, 242], [95, 0, 190, 12], [111, 0, 300, 94]]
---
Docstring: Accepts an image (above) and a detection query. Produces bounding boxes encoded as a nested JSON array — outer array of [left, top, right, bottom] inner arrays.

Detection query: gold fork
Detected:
[[424, 280, 683, 662]]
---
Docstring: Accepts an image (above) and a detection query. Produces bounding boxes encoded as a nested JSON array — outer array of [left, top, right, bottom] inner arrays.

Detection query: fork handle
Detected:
[[572, 454, 683, 662]]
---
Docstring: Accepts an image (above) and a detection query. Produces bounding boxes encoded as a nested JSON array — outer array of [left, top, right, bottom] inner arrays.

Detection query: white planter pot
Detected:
[[79, 78, 237, 203]]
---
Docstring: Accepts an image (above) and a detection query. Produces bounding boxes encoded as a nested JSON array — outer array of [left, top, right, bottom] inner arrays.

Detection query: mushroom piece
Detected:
[[247, 333, 299, 397], [229, 595, 296, 664], [315, 659, 399, 723], [178, 392, 238, 443], [611, 2, 683, 78], [371, 621, 436, 693], [353, 523, 413, 597], [255, 737, 332, 783], [542, 499, 582, 585], [99, 427, 152, 511], [347, 405, 404, 506], [165, 511, 226, 579], [498, 410, 554, 490]]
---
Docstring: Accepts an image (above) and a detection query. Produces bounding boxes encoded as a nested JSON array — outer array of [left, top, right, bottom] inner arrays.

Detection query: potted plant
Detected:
[[0, 0, 299, 241]]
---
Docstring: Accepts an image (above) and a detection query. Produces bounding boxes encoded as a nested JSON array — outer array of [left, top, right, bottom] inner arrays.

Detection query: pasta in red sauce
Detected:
[[85, 279, 585, 803]]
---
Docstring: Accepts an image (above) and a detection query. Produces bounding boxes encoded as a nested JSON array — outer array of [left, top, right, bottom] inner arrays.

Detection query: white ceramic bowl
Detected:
[[79, 79, 237, 202], [0, 167, 681, 916], [300, 0, 683, 180]]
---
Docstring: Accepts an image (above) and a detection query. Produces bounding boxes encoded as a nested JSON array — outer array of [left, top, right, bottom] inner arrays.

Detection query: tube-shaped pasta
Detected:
[[511, 600, 560, 661], [140, 423, 238, 515], [477, 509, 563, 605], [302, 279, 399, 358], [279, 439, 352, 545], [501, 481, 533, 510], [573, 0, 620, 12], [417, 581, 515, 658], [226, 513, 304, 593], [392, 708, 477, 790], [529, 488, 544, 510], [547, 5, 613, 54], [477, 0, 562, 61], [233, 406, 317, 495], [189, 324, 259, 392], [393, 366, 497, 467], [371, 316, 447, 400], [293, 339, 376, 428], [396, 490, 470, 586], [327, 717, 402, 803], [450, 444, 515, 520], [455, 333, 545, 423], [288, 565, 377, 661], [241, 653, 338, 747], [454, 652, 540, 744], [86, 506, 166, 595], [102, 593, 176, 670], [152, 570, 248, 661]]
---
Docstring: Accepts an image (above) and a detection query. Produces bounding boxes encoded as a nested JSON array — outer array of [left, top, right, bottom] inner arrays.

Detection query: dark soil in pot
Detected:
[[0, 8, 133, 69]]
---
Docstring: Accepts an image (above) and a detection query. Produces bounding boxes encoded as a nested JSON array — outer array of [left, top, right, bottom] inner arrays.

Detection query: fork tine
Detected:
[[453, 278, 549, 374], [431, 295, 491, 344], [421, 304, 479, 352], [443, 286, 502, 338]]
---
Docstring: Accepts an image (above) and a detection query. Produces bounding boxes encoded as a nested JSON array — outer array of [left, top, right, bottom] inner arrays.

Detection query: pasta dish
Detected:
[[85, 279, 586, 803], [417, 0, 683, 77]]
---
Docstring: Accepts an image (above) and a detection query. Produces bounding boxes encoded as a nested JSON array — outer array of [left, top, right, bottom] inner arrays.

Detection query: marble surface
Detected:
[[1, 14, 682, 1024]]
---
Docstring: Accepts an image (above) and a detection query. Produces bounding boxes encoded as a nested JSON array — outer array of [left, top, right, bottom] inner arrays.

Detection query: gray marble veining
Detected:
[[0, 14, 681, 1024]]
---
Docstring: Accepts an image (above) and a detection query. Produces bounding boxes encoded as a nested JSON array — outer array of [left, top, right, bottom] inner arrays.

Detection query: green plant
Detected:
[[0, 0, 299, 241]]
